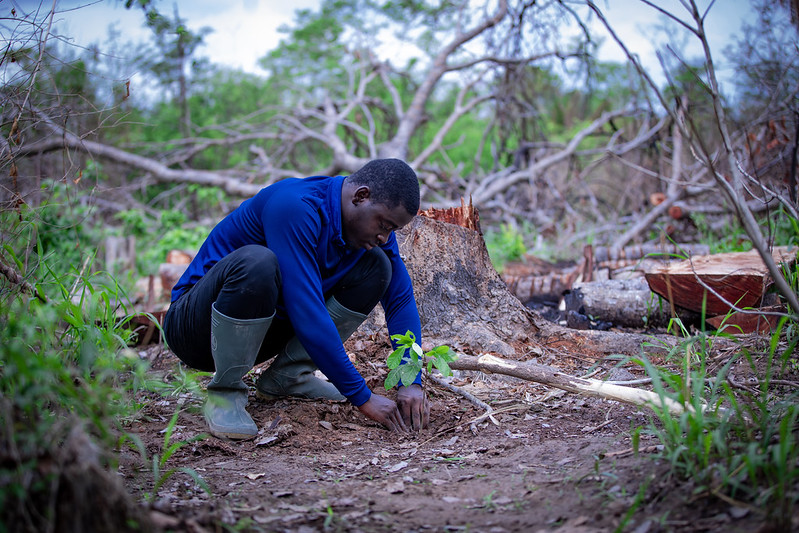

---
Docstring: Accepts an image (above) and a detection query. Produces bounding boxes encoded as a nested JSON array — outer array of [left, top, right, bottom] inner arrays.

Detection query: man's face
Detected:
[[342, 187, 414, 250]]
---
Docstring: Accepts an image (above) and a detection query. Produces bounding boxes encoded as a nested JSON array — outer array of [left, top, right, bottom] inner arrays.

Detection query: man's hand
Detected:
[[397, 383, 429, 430], [358, 393, 408, 432]]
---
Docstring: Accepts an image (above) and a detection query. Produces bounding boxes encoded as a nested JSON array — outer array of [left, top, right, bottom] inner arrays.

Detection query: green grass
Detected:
[[635, 314, 799, 529]]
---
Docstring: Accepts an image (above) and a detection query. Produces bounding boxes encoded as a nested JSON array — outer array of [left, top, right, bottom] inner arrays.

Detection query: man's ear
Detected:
[[352, 186, 371, 205]]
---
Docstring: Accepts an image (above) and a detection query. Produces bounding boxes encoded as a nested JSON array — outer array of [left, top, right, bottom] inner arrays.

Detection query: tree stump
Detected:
[[394, 211, 538, 356], [357, 203, 680, 359]]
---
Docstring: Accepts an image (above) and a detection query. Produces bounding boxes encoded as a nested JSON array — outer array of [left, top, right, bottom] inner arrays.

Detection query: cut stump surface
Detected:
[[644, 246, 795, 315]]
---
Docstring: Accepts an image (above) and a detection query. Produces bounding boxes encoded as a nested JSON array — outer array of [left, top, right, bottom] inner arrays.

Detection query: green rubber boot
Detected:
[[204, 304, 273, 440], [256, 296, 366, 402]]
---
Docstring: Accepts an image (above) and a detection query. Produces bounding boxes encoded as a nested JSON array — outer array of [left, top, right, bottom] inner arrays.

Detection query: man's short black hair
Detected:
[[347, 158, 420, 216]]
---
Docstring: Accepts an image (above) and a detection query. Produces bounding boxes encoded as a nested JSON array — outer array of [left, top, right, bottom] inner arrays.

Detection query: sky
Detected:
[[7, 0, 757, 89], [30, 0, 321, 73]]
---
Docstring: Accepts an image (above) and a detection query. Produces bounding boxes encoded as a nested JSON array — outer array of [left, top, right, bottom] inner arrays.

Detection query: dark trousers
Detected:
[[163, 245, 391, 372]]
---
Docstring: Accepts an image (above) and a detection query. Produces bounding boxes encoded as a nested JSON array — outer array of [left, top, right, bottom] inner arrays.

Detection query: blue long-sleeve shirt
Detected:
[[171, 175, 422, 406]]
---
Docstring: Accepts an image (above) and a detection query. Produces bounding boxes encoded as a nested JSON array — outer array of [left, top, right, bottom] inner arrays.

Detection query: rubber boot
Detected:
[[204, 303, 273, 439], [256, 296, 366, 402]]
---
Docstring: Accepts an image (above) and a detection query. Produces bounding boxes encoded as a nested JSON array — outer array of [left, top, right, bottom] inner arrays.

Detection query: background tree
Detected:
[[2, 0, 796, 276]]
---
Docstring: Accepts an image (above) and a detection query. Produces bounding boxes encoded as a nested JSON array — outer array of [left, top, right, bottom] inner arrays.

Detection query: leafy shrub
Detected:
[[0, 249, 153, 532]]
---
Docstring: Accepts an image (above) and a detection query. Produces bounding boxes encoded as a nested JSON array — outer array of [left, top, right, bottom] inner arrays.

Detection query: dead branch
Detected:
[[588, 0, 799, 315], [15, 134, 263, 197], [449, 353, 688, 415], [428, 374, 499, 425], [0, 255, 46, 303], [470, 108, 635, 203], [384, 0, 509, 159]]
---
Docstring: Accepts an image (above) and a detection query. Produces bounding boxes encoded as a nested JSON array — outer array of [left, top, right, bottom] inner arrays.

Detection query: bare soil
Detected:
[[119, 340, 781, 533]]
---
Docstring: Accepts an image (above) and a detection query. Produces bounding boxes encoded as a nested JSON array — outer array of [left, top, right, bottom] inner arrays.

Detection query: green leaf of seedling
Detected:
[[444, 347, 458, 361], [399, 363, 421, 387], [385, 368, 402, 390], [411, 342, 423, 362], [433, 357, 453, 377], [387, 347, 405, 369], [390, 330, 416, 346]]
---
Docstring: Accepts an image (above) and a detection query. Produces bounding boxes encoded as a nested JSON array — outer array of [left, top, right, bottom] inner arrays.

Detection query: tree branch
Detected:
[[470, 108, 631, 203], [449, 354, 689, 415]]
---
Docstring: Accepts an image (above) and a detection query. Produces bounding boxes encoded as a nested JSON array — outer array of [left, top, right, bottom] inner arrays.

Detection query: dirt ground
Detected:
[[119, 339, 780, 533]]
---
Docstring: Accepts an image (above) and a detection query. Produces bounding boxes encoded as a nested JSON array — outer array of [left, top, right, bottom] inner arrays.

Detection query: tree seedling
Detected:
[[384, 330, 458, 389]]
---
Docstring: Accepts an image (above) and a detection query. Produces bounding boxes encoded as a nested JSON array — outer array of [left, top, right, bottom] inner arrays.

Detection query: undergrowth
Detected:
[[637, 313, 799, 529], [0, 211, 206, 532]]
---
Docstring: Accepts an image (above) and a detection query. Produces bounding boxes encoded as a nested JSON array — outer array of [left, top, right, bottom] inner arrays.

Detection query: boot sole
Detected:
[[255, 389, 282, 402], [207, 426, 258, 440]]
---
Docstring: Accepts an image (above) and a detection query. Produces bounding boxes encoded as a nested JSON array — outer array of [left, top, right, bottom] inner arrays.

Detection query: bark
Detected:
[[564, 278, 700, 329], [393, 210, 533, 356], [449, 353, 687, 415], [358, 206, 681, 359], [644, 246, 795, 316]]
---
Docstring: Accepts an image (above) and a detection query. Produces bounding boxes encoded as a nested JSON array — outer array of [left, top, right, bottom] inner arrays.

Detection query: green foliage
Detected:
[[0, 248, 154, 530], [384, 330, 457, 389], [3, 183, 106, 279], [139, 7, 212, 92], [692, 213, 752, 254], [638, 316, 799, 528], [767, 207, 799, 248], [122, 410, 209, 503], [259, 4, 349, 98], [726, 0, 799, 116], [693, 208, 799, 254], [114, 200, 213, 275], [484, 223, 528, 272]]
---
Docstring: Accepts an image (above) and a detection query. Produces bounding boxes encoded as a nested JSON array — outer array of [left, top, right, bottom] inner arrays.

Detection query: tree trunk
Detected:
[[358, 205, 680, 359], [563, 278, 700, 329], [644, 246, 795, 316]]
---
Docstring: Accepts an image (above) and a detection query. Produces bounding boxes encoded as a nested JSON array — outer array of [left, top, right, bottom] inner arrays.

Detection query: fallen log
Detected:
[[449, 353, 688, 415], [592, 243, 710, 263], [501, 243, 710, 306], [563, 277, 701, 329], [644, 246, 795, 316]]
